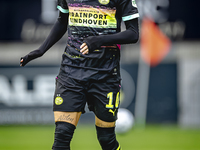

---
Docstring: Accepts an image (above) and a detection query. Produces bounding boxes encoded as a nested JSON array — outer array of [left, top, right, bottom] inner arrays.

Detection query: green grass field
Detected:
[[0, 124, 200, 150]]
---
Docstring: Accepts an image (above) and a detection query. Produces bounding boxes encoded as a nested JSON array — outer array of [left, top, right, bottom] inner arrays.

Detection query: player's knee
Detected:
[[96, 126, 121, 150], [52, 122, 76, 150]]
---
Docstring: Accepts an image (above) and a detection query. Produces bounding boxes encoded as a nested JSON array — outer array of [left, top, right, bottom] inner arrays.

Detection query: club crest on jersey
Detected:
[[99, 0, 110, 5], [132, 0, 137, 7], [55, 96, 63, 105]]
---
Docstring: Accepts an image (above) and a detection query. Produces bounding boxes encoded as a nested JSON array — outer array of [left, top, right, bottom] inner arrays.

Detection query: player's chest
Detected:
[[66, 0, 118, 28]]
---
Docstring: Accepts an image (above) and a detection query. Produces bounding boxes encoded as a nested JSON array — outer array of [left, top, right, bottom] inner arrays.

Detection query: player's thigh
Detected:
[[53, 76, 87, 119], [95, 115, 115, 127], [54, 111, 82, 126], [88, 78, 121, 122]]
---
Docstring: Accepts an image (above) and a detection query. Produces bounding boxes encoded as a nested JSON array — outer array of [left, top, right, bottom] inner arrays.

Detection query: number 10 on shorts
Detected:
[[106, 92, 120, 109]]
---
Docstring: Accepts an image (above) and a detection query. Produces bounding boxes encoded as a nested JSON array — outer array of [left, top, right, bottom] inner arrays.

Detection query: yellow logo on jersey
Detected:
[[55, 96, 63, 105], [99, 0, 110, 5]]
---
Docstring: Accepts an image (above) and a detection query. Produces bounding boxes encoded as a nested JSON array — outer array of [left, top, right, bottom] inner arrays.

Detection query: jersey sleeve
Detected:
[[118, 0, 139, 21], [57, 0, 69, 13]]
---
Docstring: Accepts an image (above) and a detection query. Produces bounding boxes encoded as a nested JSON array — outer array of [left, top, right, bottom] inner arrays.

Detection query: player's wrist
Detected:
[[83, 36, 104, 53]]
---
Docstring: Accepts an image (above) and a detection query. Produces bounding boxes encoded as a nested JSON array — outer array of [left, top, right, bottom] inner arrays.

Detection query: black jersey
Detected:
[[57, 0, 139, 81]]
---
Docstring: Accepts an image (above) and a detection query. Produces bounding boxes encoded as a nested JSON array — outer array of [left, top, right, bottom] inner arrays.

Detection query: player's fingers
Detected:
[[82, 50, 89, 55], [80, 44, 88, 51], [20, 59, 23, 66], [81, 46, 88, 52], [80, 45, 88, 54], [80, 43, 87, 49]]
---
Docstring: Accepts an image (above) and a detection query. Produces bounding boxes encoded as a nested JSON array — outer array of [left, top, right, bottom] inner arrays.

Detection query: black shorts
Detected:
[[53, 76, 121, 122]]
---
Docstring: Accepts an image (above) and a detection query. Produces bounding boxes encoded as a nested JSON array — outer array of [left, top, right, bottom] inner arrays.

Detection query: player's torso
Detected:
[[60, 0, 121, 80]]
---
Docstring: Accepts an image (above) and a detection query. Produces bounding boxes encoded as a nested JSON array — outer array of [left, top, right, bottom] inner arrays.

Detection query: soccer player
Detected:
[[20, 0, 139, 149]]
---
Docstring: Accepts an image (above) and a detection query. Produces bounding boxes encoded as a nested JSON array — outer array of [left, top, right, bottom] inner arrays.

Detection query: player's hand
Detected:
[[80, 43, 89, 55], [20, 58, 23, 66], [20, 49, 44, 67], [20, 55, 29, 67]]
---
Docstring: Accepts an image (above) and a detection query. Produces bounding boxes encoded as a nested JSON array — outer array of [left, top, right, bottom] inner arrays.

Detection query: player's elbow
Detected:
[[132, 29, 140, 43], [132, 32, 139, 43], [127, 29, 139, 44]]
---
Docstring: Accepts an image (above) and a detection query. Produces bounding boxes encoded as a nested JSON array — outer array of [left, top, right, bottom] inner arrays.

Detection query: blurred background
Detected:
[[0, 0, 200, 150]]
